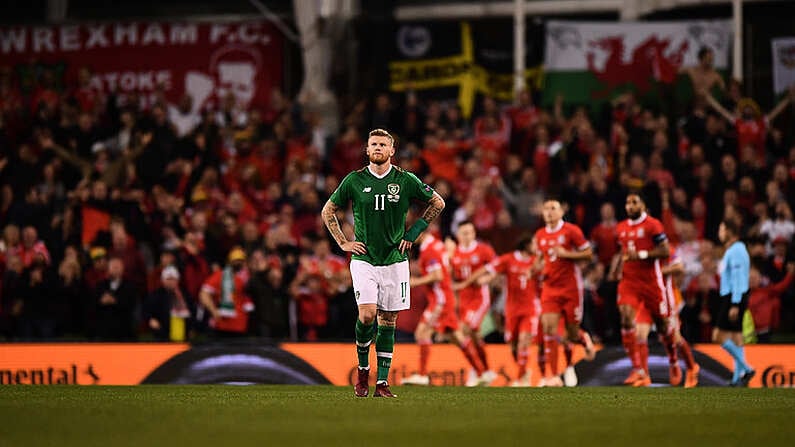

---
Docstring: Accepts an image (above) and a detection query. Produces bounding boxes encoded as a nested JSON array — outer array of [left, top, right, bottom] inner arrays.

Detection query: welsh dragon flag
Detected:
[[543, 20, 732, 107]]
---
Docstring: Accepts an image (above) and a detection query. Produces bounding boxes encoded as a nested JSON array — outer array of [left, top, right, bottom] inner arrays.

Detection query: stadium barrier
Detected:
[[1, 343, 794, 387]]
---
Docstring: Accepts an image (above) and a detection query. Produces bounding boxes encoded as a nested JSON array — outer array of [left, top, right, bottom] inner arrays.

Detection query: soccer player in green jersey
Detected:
[[322, 128, 445, 398]]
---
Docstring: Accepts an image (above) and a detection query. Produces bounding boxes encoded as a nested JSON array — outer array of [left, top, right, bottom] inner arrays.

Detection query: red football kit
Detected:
[[616, 212, 670, 320], [418, 234, 459, 333], [487, 251, 540, 342], [451, 241, 497, 329], [534, 220, 590, 324], [635, 248, 680, 327]]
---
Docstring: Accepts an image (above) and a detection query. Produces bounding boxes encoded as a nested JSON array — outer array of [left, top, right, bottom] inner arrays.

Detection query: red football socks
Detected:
[[544, 335, 559, 375], [475, 339, 490, 371], [677, 339, 696, 369], [460, 338, 486, 375], [661, 332, 678, 365], [637, 339, 649, 373], [418, 339, 431, 375], [622, 328, 641, 370], [517, 347, 528, 379]]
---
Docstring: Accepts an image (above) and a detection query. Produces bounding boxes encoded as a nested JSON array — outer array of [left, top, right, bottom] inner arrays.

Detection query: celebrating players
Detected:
[[401, 227, 488, 386], [457, 235, 540, 386]]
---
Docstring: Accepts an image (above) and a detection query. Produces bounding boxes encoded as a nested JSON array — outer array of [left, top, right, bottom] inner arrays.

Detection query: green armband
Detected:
[[403, 218, 429, 242]]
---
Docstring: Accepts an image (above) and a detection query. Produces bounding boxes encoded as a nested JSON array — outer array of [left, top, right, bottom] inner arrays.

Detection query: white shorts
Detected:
[[350, 259, 410, 311]]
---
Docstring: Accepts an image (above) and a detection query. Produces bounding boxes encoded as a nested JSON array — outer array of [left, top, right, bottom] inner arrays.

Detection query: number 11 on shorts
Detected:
[[401, 281, 407, 301]]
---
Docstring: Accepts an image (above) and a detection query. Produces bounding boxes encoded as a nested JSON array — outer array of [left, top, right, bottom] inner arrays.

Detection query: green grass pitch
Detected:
[[1, 386, 793, 447]]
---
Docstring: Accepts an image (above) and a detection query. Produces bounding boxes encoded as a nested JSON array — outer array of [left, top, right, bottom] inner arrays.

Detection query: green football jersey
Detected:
[[329, 165, 435, 266]]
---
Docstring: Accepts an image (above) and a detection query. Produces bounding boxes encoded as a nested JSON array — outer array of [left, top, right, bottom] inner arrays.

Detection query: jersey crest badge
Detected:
[[637, 228, 644, 237], [387, 183, 400, 202], [558, 235, 565, 244]]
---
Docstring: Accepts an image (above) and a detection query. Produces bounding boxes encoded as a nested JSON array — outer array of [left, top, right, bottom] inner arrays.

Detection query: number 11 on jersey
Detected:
[[374, 194, 386, 211]]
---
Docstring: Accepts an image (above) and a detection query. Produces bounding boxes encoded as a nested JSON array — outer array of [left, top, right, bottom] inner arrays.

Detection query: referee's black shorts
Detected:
[[715, 292, 750, 332]]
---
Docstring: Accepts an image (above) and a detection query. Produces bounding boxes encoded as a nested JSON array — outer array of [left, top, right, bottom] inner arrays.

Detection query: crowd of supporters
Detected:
[[0, 62, 794, 344]]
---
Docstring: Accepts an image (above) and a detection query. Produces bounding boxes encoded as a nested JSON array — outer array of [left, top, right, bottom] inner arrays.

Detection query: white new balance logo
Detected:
[[363, 187, 372, 192]]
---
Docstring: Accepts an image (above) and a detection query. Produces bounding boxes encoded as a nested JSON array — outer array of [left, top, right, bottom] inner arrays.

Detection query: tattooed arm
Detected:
[[421, 192, 446, 223], [321, 200, 367, 255]]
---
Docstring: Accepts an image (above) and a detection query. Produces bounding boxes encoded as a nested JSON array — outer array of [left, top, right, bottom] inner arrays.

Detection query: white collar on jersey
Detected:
[[513, 250, 531, 261], [545, 220, 564, 233], [367, 164, 393, 179], [420, 233, 437, 250], [628, 212, 648, 226], [458, 241, 477, 253]]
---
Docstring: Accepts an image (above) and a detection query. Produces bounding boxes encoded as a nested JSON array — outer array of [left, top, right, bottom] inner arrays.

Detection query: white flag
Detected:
[[772, 37, 795, 95]]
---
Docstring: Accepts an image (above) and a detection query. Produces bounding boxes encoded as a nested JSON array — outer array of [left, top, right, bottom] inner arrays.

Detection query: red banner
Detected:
[[0, 20, 282, 110]]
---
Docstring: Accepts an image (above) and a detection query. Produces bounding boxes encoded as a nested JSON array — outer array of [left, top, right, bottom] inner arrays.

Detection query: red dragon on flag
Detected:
[[586, 35, 689, 98]]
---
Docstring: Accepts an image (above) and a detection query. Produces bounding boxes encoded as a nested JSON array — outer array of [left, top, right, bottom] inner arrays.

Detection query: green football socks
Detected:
[[355, 319, 375, 368], [375, 325, 395, 383]]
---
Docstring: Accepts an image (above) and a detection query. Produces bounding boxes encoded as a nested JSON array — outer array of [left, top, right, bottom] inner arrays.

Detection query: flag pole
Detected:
[[514, 0, 526, 97], [732, 0, 743, 81]]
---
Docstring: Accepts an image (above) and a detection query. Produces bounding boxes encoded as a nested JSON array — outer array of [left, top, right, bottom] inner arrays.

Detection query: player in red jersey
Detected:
[[457, 236, 540, 386], [662, 248, 700, 387], [533, 199, 596, 387], [450, 221, 498, 385], [615, 193, 680, 387], [631, 249, 700, 387], [401, 229, 488, 386]]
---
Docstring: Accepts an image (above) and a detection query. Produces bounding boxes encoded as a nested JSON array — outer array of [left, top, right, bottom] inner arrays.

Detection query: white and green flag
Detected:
[[543, 20, 732, 107]]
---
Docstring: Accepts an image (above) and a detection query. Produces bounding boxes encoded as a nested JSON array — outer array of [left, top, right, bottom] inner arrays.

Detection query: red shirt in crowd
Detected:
[[734, 117, 767, 162], [201, 268, 253, 334], [749, 272, 794, 333]]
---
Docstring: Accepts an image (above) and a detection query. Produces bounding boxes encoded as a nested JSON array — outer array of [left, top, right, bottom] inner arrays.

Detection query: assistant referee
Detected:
[[713, 219, 754, 386]]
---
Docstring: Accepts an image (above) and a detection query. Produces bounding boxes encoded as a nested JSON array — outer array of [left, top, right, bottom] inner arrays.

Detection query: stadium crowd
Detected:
[[0, 60, 794, 345]]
